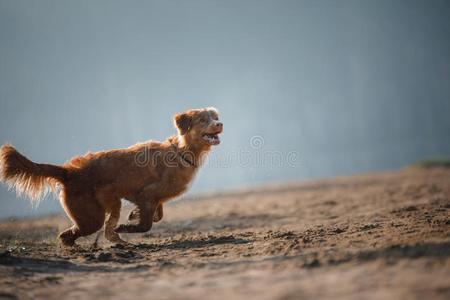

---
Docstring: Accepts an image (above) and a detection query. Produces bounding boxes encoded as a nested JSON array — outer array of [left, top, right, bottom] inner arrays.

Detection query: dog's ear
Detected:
[[174, 113, 192, 135]]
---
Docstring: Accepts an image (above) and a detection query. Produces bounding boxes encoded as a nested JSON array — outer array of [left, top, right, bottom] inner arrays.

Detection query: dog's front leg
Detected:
[[115, 201, 157, 233], [115, 185, 159, 233], [127, 207, 140, 222], [128, 203, 163, 224]]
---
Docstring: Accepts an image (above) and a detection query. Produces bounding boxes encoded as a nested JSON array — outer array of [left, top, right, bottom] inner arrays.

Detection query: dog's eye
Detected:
[[199, 118, 207, 123]]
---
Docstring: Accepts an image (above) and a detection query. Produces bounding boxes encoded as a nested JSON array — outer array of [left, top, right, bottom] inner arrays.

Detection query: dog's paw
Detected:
[[105, 231, 128, 245], [114, 224, 129, 233], [153, 213, 163, 223], [153, 205, 163, 223], [112, 239, 130, 247], [114, 224, 150, 233], [127, 210, 139, 221]]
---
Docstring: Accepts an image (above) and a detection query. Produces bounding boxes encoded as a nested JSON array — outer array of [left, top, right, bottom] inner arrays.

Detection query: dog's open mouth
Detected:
[[202, 133, 221, 145]]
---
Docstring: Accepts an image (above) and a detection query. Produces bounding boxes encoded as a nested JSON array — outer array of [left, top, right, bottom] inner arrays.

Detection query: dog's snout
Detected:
[[216, 122, 223, 128]]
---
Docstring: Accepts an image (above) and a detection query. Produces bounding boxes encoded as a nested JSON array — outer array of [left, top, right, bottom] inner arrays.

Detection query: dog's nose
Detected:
[[216, 122, 223, 128]]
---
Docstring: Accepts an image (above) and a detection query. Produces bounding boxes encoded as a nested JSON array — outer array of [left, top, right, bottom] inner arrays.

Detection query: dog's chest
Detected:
[[162, 168, 197, 197]]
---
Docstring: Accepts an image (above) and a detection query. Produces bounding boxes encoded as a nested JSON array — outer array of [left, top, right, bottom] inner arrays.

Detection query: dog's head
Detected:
[[174, 107, 223, 147]]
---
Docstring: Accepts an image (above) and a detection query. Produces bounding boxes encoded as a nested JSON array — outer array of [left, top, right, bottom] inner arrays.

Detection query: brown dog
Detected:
[[0, 107, 223, 246]]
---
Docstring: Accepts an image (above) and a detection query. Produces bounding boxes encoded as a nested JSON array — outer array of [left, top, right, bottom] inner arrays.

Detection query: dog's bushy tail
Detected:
[[0, 144, 68, 206]]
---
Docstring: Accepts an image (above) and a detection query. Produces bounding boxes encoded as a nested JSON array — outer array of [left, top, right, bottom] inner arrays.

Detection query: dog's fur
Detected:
[[0, 107, 223, 246]]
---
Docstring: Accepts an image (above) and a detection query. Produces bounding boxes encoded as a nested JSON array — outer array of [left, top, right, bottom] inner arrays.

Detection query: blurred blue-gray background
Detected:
[[1, 0, 449, 218]]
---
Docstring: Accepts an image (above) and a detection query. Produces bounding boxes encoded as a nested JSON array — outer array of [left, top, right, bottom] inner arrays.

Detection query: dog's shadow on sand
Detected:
[[0, 251, 147, 274], [134, 234, 249, 251], [0, 235, 249, 274], [356, 241, 450, 261], [2, 237, 448, 275]]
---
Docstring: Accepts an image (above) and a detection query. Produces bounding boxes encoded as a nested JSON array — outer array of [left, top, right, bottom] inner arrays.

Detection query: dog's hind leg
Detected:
[[58, 225, 81, 247], [104, 199, 127, 244], [58, 191, 105, 247]]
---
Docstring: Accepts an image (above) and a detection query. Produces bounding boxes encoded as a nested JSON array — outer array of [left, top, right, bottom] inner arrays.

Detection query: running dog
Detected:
[[0, 107, 223, 246]]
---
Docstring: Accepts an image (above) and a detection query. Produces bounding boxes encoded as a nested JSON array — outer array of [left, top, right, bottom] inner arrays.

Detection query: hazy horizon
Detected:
[[1, 0, 449, 218]]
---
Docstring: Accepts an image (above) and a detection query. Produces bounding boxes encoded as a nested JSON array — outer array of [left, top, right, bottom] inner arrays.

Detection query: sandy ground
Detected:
[[0, 166, 449, 300]]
